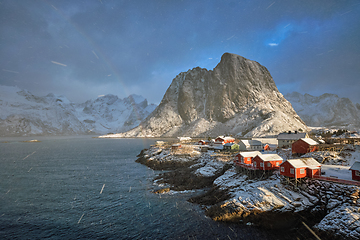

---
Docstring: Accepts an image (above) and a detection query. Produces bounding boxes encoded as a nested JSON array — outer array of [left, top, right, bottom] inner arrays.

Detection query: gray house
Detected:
[[277, 131, 308, 148], [238, 140, 263, 151]]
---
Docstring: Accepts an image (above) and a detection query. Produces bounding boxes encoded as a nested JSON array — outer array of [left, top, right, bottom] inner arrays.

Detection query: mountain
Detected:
[[0, 86, 156, 136], [285, 92, 360, 130], [108, 53, 307, 138]]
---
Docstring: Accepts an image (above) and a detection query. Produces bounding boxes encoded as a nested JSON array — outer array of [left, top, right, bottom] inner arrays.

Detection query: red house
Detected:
[[292, 138, 319, 155], [198, 140, 206, 145], [214, 136, 235, 145], [280, 158, 321, 179], [350, 162, 360, 181], [234, 151, 261, 166], [252, 154, 283, 170]]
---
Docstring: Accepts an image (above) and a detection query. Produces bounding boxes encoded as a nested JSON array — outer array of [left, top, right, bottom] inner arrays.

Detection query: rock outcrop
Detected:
[[111, 53, 307, 138]]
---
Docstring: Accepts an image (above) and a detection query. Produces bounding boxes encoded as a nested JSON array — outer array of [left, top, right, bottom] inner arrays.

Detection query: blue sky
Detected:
[[1, 0, 360, 104]]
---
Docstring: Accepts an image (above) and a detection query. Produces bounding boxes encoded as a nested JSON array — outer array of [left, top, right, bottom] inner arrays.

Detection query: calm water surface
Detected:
[[0, 136, 278, 239]]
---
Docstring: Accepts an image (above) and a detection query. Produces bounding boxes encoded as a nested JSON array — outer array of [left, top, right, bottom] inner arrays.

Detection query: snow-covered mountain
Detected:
[[285, 92, 360, 130], [107, 53, 307, 138], [0, 85, 156, 136]]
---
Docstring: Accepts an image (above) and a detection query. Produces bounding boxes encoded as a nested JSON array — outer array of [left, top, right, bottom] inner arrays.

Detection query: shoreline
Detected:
[[137, 144, 360, 239]]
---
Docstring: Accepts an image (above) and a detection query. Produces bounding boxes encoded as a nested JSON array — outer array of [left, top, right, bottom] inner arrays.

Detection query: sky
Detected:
[[1, 0, 360, 105]]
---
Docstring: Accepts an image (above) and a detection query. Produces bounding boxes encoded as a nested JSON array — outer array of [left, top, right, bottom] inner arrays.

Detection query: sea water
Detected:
[[0, 136, 279, 239]]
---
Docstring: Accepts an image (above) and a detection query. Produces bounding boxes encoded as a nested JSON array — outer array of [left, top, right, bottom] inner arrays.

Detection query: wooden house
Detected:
[[277, 131, 308, 148], [198, 140, 206, 145], [214, 136, 235, 145], [238, 140, 262, 151], [280, 158, 321, 179], [292, 138, 319, 155], [252, 154, 283, 170], [223, 143, 239, 151], [235, 151, 261, 166], [171, 144, 181, 151], [350, 162, 360, 181]]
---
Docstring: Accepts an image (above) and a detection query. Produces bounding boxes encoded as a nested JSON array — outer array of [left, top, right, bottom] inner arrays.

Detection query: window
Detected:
[[356, 171, 360, 177], [276, 162, 279, 166], [290, 168, 294, 174], [260, 162, 264, 167], [300, 169, 305, 174], [281, 167, 284, 172], [254, 162, 257, 167], [267, 162, 271, 167]]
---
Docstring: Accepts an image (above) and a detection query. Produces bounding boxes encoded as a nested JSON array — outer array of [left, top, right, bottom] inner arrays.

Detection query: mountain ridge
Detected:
[[109, 53, 308, 138], [0, 85, 156, 136]]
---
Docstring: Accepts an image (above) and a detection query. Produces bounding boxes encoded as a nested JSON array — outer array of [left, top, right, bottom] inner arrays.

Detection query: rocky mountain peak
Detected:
[[114, 53, 307, 138]]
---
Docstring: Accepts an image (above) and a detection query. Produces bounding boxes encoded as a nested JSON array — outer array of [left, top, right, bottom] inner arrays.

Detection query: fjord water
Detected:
[[0, 136, 273, 239]]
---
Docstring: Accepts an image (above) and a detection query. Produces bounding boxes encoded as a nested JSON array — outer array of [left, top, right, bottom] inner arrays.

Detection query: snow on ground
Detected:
[[213, 168, 315, 213], [314, 204, 360, 239], [321, 165, 352, 181]]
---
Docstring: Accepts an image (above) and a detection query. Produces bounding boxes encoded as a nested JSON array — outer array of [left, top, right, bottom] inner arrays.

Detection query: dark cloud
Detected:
[[0, 0, 359, 104]]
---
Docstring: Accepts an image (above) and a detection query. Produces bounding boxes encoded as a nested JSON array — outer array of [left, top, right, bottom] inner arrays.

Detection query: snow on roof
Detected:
[[277, 132, 307, 140], [299, 138, 318, 145], [240, 140, 262, 146], [258, 154, 283, 162], [350, 161, 360, 171], [238, 151, 262, 158], [285, 158, 321, 168]]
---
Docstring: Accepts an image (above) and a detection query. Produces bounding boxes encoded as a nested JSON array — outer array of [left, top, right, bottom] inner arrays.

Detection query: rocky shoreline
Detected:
[[137, 144, 360, 239]]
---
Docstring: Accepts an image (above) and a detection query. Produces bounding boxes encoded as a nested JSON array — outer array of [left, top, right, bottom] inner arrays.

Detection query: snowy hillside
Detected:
[[0, 86, 156, 136], [104, 53, 308, 138], [285, 92, 360, 130]]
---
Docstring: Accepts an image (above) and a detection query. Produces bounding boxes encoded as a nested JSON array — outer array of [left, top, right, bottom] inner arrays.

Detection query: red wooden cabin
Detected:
[[292, 138, 319, 155], [350, 162, 360, 181], [252, 154, 283, 170], [198, 140, 206, 145], [215, 136, 235, 145], [234, 151, 261, 166], [280, 158, 321, 179]]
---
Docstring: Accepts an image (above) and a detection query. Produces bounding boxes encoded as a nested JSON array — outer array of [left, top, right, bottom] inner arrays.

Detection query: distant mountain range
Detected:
[[285, 92, 360, 130], [106, 53, 307, 138], [0, 86, 156, 136]]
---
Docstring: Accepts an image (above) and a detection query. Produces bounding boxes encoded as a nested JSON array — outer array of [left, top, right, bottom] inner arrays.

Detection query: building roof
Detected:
[[215, 136, 235, 141], [299, 138, 318, 145], [257, 154, 283, 162], [238, 151, 262, 158], [283, 158, 321, 168], [350, 161, 360, 171], [240, 140, 262, 146], [277, 132, 307, 140]]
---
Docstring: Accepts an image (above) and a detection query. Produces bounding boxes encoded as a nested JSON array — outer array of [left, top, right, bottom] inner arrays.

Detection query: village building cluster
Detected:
[[173, 131, 360, 184]]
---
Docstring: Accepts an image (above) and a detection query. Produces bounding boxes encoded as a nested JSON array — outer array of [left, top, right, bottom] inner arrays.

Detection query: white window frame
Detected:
[[280, 167, 284, 172], [254, 162, 257, 167], [356, 170, 360, 177], [276, 162, 279, 166], [267, 162, 271, 167], [290, 168, 294, 174], [260, 162, 264, 167], [300, 169, 305, 174]]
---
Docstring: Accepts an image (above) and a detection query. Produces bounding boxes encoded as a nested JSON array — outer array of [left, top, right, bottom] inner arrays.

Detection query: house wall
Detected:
[[352, 170, 360, 181], [280, 161, 306, 178], [238, 142, 247, 151], [292, 140, 319, 154], [307, 168, 321, 178], [252, 156, 281, 170]]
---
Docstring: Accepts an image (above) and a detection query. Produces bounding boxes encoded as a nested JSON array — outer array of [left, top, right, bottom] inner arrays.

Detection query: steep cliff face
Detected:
[[285, 92, 360, 129], [114, 53, 307, 138]]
